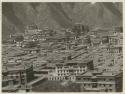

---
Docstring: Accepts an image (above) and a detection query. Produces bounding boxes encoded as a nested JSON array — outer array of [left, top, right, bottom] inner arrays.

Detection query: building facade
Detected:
[[48, 60, 93, 81], [2, 58, 34, 92], [76, 71, 123, 92]]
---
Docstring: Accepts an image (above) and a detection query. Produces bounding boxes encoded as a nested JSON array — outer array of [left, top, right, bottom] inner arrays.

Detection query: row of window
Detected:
[[57, 70, 85, 73], [57, 66, 85, 69], [49, 76, 76, 81], [48, 76, 66, 80], [76, 77, 114, 82], [84, 83, 113, 87]]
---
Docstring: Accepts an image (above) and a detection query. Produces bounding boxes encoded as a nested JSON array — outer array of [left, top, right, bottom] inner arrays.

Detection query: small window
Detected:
[[109, 84, 112, 87], [109, 89, 112, 92], [77, 77, 81, 80], [92, 83, 97, 88], [109, 78, 113, 81], [87, 78, 90, 81], [104, 78, 105, 81]]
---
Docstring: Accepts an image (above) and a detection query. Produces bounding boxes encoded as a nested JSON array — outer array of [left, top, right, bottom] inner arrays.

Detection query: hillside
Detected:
[[2, 2, 123, 40]]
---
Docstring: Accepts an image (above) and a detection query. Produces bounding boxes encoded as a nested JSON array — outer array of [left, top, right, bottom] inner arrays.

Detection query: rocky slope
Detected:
[[2, 2, 123, 40]]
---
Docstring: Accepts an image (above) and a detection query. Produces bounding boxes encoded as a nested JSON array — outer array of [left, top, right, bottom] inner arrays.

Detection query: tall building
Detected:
[[2, 57, 34, 92]]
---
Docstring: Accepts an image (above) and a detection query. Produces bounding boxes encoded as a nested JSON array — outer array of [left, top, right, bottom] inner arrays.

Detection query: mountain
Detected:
[[2, 2, 123, 40]]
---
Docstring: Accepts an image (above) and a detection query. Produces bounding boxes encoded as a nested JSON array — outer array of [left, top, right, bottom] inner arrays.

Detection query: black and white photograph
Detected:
[[2, 1, 123, 92]]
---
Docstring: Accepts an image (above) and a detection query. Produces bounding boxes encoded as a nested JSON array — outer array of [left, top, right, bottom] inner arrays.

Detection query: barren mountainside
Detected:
[[2, 2, 123, 40]]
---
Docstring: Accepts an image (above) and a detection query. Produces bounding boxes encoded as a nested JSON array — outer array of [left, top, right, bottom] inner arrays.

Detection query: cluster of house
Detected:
[[47, 26, 123, 92], [2, 24, 123, 92]]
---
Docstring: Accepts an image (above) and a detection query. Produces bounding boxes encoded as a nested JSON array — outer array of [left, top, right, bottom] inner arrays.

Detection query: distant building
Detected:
[[23, 47, 40, 54], [108, 34, 122, 46], [9, 33, 24, 47], [112, 26, 123, 35], [72, 23, 89, 38], [101, 45, 122, 57], [25, 24, 41, 34], [24, 25, 42, 42], [90, 27, 110, 38]]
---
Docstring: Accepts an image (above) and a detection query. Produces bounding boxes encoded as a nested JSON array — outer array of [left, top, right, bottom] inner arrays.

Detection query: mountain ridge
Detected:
[[2, 2, 123, 40]]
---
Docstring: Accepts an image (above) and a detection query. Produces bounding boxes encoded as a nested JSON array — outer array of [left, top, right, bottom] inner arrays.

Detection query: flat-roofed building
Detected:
[[2, 57, 34, 92], [101, 45, 122, 57], [48, 60, 93, 81], [108, 35, 122, 46], [76, 71, 123, 92]]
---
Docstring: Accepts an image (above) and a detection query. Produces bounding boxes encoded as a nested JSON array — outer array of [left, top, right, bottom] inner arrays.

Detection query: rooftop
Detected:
[[78, 70, 122, 77], [55, 59, 92, 66], [6, 62, 32, 71]]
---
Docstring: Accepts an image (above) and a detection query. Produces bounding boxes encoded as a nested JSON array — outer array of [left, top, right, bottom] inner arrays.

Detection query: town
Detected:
[[2, 24, 123, 92]]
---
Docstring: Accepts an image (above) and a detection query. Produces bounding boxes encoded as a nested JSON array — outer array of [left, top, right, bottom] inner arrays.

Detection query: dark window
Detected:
[[105, 88, 108, 92], [92, 79, 97, 82], [109, 84, 112, 87], [87, 78, 90, 81], [13, 80, 18, 85], [104, 78, 105, 81], [16, 76, 18, 78], [76, 77, 81, 80], [109, 78, 113, 81], [109, 89, 112, 92], [65, 76, 68, 80], [92, 83, 97, 88]]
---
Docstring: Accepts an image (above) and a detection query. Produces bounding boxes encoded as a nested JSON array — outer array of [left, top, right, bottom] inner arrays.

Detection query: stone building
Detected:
[[2, 57, 34, 92], [48, 60, 93, 81], [76, 71, 122, 92]]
